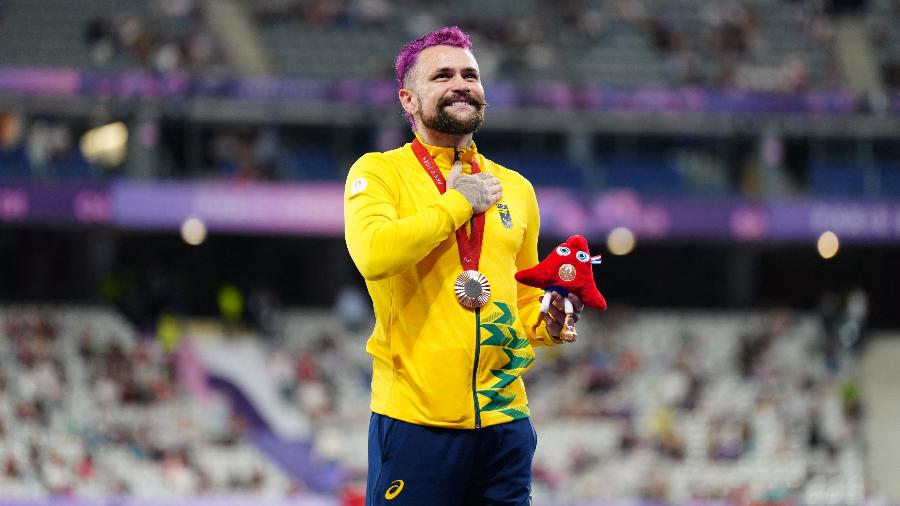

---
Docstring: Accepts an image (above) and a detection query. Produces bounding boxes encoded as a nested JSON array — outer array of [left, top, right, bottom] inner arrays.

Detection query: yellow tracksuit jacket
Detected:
[[344, 135, 555, 429]]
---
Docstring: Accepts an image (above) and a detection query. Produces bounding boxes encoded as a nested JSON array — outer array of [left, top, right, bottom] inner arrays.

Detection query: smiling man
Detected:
[[343, 26, 583, 505]]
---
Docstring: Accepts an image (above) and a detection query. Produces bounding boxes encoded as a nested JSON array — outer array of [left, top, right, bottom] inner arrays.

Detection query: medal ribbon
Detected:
[[411, 138, 485, 271]]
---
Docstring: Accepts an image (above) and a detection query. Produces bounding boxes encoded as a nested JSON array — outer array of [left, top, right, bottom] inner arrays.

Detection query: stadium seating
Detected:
[[246, 0, 834, 89], [0, 306, 295, 498], [0, 0, 837, 88], [275, 306, 865, 504], [867, 0, 900, 88], [1, 0, 893, 199], [0, 297, 869, 504]]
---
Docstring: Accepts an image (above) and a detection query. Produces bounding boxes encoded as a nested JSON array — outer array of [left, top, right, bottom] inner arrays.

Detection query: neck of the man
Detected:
[[415, 126, 473, 150]]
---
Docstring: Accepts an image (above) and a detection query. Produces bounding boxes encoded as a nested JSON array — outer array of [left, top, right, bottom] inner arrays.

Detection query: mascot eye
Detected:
[[576, 251, 590, 262], [555, 246, 571, 256]]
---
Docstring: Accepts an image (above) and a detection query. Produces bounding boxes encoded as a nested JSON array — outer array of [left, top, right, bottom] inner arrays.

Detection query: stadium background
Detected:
[[1, 0, 899, 504]]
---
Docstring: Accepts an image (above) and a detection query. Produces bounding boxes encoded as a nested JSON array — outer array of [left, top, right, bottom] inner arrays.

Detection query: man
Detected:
[[343, 26, 583, 505]]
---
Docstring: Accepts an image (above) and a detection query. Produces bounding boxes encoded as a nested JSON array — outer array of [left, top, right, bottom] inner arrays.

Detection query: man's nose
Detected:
[[450, 74, 472, 92]]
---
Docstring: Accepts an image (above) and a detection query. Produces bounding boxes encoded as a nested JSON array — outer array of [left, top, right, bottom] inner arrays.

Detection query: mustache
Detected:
[[439, 93, 488, 109]]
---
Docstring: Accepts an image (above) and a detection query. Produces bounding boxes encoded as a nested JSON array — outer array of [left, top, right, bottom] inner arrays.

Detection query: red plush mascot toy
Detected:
[[515, 234, 607, 342]]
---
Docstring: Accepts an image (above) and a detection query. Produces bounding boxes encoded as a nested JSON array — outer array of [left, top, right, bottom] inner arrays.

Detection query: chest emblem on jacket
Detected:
[[496, 203, 513, 229]]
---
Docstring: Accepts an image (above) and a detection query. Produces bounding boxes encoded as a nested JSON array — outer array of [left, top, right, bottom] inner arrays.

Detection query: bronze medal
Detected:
[[454, 270, 491, 308]]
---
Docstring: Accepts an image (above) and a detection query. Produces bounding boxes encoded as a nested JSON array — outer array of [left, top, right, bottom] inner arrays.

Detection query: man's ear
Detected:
[[399, 88, 418, 117]]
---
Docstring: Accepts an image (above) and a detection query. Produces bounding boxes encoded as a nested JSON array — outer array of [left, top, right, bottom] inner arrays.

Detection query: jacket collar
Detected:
[[413, 133, 480, 173]]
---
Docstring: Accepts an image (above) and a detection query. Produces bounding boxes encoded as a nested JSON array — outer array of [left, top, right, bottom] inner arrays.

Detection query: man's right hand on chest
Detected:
[[447, 160, 503, 214]]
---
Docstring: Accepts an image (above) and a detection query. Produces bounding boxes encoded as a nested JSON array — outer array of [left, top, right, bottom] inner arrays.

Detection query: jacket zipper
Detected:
[[459, 185, 483, 430], [472, 306, 482, 428]]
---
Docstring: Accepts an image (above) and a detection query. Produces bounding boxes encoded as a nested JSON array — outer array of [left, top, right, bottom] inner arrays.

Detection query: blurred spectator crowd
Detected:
[[3, 0, 890, 89], [0, 285, 873, 503], [265, 290, 870, 504], [243, 0, 839, 91], [235, 0, 900, 93], [521, 304, 868, 504], [84, 0, 221, 74], [0, 307, 296, 498], [2, 1, 900, 195]]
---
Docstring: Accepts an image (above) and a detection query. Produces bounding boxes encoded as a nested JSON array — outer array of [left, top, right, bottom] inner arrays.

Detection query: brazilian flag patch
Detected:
[[497, 203, 512, 229]]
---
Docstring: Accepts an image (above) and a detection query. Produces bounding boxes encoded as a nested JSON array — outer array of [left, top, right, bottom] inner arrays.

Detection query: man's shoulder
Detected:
[[350, 146, 411, 177]]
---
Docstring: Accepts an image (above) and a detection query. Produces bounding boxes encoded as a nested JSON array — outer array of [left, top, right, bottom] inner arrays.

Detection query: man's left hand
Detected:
[[543, 292, 584, 343]]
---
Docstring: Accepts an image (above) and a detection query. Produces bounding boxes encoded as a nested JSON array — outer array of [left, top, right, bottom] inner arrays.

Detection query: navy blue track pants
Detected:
[[366, 413, 537, 506]]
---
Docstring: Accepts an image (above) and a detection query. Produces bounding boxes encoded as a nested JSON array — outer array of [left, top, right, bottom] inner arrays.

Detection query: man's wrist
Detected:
[[533, 318, 563, 346]]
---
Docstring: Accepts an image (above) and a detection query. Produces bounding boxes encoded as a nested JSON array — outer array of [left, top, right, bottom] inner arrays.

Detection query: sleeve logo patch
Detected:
[[350, 177, 368, 195]]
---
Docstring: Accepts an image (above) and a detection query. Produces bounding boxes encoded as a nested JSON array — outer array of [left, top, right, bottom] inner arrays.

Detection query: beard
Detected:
[[418, 93, 487, 135]]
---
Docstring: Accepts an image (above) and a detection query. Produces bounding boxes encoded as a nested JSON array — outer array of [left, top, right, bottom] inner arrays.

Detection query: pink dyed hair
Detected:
[[395, 26, 473, 128]]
